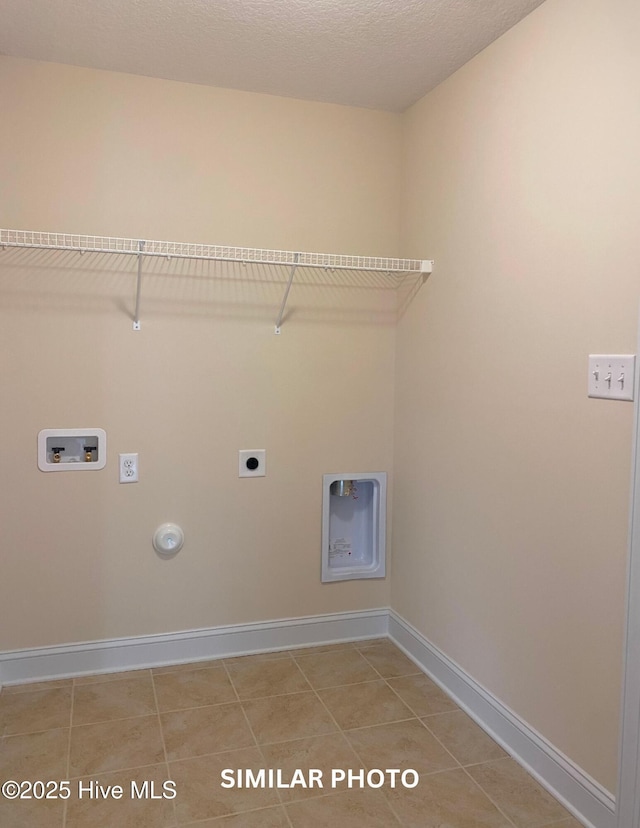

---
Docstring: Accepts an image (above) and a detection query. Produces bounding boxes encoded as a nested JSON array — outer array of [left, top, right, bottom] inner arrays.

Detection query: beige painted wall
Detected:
[[0, 57, 400, 649], [393, 0, 640, 793]]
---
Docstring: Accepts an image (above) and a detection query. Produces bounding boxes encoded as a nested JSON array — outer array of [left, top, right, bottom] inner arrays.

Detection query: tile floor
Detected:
[[0, 639, 585, 827]]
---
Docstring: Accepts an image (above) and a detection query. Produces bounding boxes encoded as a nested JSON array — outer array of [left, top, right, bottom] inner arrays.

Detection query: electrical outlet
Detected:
[[119, 453, 139, 483], [588, 355, 636, 401], [239, 449, 266, 477]]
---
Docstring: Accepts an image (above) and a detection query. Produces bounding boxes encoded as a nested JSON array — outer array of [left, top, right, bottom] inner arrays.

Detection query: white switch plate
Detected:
[[588, 355, 636, 401], [239, 449, 266, 477], [119, 452, 139, 483]]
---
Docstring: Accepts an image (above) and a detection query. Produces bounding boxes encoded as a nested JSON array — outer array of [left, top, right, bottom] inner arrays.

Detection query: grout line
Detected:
[[138, 696, 246, 715], [279, 786, 403, 826], [241, 677, 383, 696], [419, 708, 461, 718], [220, 652, 287, 823], [0, 724, 73, 739], [220, 659, 260, 750], [223, 664, 264, 759], [68, 759, 176, 781], [288, 653, 315, 690], [458, 764, 519, 828], [225, 655, 304, 828], [459, 759, 577, 827], [352, 637, 390, 649], [312, 687, 361, 736], [61, 679, 74, 828], [288, 643, 358, 660], [150, 669, 179, 828], [67, 710, 161, 729], [282, 802, 296, 828], [2, 680, 74, 691], [228, 648, 296, 659], [72, 669, 153, 687], [383, 674, 456, 721], [233, 681, 384, 704], [256, 742, 292, 824], [416, 712, 465, 770], [338, 713, 421, 735], [339, 710, 413, 827], [151, 662, 225, 677], [177, 803, 293, 827], [377, 661, 521, 827]]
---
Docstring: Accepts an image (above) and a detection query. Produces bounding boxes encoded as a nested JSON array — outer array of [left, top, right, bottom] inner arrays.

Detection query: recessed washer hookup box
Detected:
[[37, 428, 107, 471]]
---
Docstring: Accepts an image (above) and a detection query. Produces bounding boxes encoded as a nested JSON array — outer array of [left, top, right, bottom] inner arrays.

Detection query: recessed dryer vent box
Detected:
[[37, 428, 107, 471]]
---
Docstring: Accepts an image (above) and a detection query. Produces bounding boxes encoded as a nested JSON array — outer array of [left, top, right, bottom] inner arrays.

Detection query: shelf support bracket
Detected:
[[274, 252, 299, 334], [133, 240, 145, 331]]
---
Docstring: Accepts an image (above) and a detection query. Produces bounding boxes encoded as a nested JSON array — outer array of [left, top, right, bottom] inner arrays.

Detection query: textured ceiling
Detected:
[[0, 0, 546, 111]]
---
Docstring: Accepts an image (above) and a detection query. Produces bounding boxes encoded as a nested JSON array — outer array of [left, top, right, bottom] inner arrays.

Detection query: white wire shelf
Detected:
[[0, 228, 433, 331]]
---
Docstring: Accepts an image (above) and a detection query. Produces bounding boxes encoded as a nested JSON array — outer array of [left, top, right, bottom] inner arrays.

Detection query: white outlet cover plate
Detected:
[[588, 354, 636, 401], [239, 449, 266, 477], [119, 452, 139, 483]]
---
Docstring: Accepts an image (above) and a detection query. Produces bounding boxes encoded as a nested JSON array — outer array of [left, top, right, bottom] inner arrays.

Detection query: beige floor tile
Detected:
[[467, 758, 572, 826], [346, 718, 458, 776], [260, 732, 361, 801], [226, 658, 311, 700], [65, 764, 176, 828], [293, 649, 380, 689], [154, 666, 236, 712], [387, 673, 460, 716], [74, 669, 152, 685], [1, 678, 73, 695], [422, 710, 508, 766], [285, 788, 401, 827], [0, 646, 576, 828], [359, 643, 421, 678], [0, 733, 67, 826], [170, 747, 279, 823], [0, 795, 65, 828], [317, 680, 414, 730], [69, 715, 165, 777], [182, 805, 289, 826], [0, 687, 72, 736], [0, 728, 69, 780], [242, 692, 337, 744], [385, 767, 512, 827], [73, 675, 157, 725], [161, 702, 255, 760]]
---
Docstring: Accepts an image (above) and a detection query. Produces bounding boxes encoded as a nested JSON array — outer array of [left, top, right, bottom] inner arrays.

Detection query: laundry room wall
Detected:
[[393, 0, 640, 793], [0, 56, 401, 650]]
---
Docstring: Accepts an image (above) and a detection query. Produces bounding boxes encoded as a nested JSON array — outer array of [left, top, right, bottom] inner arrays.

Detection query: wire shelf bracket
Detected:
[[0, 229, 434, 331], [274, 252, 300, 335], [133, 240, 145, 331]]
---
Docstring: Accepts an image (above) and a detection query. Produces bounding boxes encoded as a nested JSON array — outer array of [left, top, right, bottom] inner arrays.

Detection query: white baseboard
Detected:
[[0, 606, 617, 828], [388, 610, 616, 828], [0, 608, 389, 685]]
